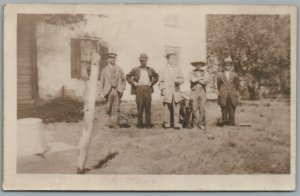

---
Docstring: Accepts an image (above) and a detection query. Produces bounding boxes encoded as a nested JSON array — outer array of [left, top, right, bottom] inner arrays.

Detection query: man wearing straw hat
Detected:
[[217, 56, 240, 126], [189, 60, 209, 130], [99, 51, 126, 128], [126, 53, 159, 128], [158, 52, 184, 129]]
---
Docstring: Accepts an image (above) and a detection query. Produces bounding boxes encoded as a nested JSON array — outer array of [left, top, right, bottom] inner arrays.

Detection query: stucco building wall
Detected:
[[36, 12, 207, 101]]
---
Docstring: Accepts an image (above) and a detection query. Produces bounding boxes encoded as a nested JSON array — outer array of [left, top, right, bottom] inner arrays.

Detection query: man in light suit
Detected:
[[158, 52, 184, 129], [99, 52, 126, 128], [126, 53, 159, 128], [217, 57, 240, 126], [189, 60, 209, 130]]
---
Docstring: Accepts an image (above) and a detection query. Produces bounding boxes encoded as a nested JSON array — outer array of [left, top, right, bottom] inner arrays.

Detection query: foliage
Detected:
[[37, 14, 86, 25], [37, 14, 107, 25], [18, 97, 84, 123], [207, 15, 290, 94]]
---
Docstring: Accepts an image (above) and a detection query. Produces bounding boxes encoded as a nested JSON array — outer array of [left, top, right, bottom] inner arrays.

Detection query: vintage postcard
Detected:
[[3, 4, 297, 191]]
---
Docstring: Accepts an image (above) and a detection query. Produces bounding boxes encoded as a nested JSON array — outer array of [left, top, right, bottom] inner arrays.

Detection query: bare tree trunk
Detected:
[[77, 53, 100, 174]]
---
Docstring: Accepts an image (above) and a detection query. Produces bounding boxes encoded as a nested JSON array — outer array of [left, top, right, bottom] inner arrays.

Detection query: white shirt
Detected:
[[168, 63, 177, 81], [225, 71, 230, 80], [108, 63, 117, 71], [138, 68, 150, 85]]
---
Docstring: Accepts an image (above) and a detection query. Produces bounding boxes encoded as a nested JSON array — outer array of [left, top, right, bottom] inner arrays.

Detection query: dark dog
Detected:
[[179, 98, 194, 128]]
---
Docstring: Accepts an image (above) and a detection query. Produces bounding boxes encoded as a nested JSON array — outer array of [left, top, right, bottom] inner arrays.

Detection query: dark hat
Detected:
[[139, 53, 148, 60], [165, 51, 177, 59], [191, 59, 207, 70], [191, 61, 206, 67]]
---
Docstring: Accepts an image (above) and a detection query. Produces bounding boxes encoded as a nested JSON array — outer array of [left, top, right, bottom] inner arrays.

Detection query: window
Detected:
[[70, 37, 108, 79], [164, 14, 180, 28]]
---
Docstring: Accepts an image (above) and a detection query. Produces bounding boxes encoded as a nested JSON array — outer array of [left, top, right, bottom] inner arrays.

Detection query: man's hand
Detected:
[[174, 77, 184, 84], [133, 82, 138, 86], [99, 94, 105, 100], [198, 78, 208, 85], [99, 94, 106, 103], [198, 78, 204, 83]]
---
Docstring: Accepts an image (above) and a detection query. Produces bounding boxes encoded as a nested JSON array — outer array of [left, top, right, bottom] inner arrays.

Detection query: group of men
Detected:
[[99, 51, 240, 130]]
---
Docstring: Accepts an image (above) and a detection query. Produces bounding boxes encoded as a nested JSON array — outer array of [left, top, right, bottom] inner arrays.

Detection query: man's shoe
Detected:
[[136, 124, 143, 128], [174, 124, 182, 130], [224, 121, 230, 126], [199, 125, 206, 130], [108, 124, 114, 128], [145, 124, 153, 129], [191, 126, 199, 131], [136, 121, 144, 128], [163, 123, 171, 129], [112, 124, 118, 129], [216, 122, 224, 127], [227, 122, 235, 126]]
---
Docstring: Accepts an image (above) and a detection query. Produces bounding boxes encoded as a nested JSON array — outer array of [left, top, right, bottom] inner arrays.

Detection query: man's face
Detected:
[[225, 63, 231, 71], [195, 64, 202, 70], [168, 55, 178, 66], [140, 59, 148, 67], [108, 56, 116, 65]]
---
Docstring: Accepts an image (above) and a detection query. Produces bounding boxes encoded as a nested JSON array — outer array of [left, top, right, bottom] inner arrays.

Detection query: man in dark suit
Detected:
[[217, 57, 240, 126], [126, 53, 159, 128], [99, 51, 126, 128]]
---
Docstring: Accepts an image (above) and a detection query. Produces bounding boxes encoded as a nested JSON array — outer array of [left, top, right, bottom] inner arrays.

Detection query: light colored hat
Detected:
[[165, 51, 177, 59], [107, 48, 117, 58], [139, 53, 148, 60], [107, 52, 117, 58], [224, 56, 232, 63]]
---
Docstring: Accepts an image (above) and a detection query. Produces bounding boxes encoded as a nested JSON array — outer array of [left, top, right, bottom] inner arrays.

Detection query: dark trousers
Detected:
[[136, 85, 152, 127], [221, 96, 236, 124]]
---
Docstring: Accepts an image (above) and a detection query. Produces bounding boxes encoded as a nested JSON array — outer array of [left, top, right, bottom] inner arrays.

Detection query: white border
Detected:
[[3, 4, 297, 191]]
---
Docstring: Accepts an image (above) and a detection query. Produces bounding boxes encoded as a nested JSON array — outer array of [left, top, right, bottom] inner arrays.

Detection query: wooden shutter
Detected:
[[17, 14, 38, 103], [98, 42, 108, 80], [70, 38, 81, 78]]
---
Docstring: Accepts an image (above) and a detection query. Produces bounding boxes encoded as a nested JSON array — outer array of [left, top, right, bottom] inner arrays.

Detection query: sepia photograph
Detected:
[[3, 4, 296, 191]]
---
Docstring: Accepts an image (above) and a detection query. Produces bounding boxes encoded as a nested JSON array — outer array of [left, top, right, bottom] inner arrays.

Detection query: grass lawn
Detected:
[[18, 98, 290, 174]]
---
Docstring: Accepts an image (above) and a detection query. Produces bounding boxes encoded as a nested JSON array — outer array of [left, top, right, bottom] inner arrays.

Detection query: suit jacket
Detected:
[[217, 71, 240, 107], [126, 66, 159, 95], [99, 64, 126, 97], [158, 64, 184, 103]]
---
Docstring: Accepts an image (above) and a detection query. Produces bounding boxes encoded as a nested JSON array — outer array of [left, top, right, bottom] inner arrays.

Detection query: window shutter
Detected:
[[70, 38, 81, 78], [98, 42, 108, 80]]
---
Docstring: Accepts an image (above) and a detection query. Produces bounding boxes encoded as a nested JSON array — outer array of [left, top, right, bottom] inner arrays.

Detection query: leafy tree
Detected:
[[207, 15, 290, 96]]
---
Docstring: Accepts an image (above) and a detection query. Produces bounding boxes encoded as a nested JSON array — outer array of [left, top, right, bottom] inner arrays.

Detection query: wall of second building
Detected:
[[36, 11, 207, 101], [36, 21, 87, 100]]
